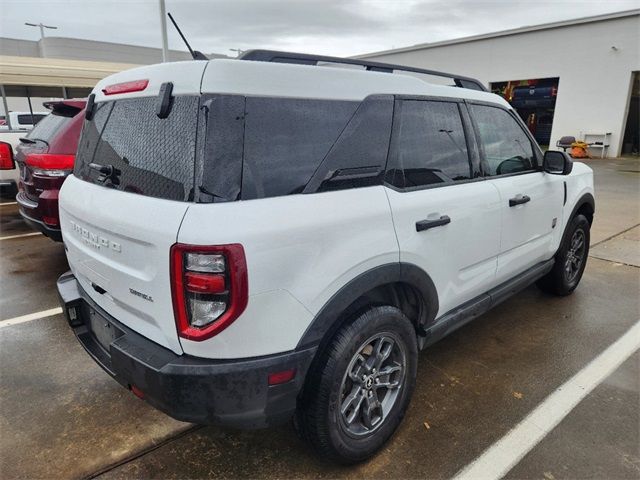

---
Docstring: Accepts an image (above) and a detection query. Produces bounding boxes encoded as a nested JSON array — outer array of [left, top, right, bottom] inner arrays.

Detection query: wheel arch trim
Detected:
[[295, 263, 439, 350], [557, 192, 594, 256], [570, 192, 595, 222]]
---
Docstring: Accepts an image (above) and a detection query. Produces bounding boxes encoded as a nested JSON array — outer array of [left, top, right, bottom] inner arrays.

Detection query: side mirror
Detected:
[[543, 150, 573, 175]]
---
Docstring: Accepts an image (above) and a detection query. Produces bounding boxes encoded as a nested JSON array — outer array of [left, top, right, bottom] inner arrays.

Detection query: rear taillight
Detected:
[[0, 142, 14, 170], [25, 153, 75, 177], [170, 244, 248, 341], [102, 79, 149, 95]]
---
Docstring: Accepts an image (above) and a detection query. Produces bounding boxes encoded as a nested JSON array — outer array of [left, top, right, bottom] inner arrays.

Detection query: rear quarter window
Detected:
[[240, 97, 358, 200]]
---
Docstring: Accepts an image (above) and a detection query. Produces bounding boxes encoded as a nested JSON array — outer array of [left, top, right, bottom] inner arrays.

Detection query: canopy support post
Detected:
[[0, 85, 12, 130], [26, 86, 35, 126]]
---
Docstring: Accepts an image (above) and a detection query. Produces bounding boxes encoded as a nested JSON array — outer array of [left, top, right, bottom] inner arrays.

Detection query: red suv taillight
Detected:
[[170, 243, 248, 341], [0, 142, 14, 170], [25, 153, 75, 177]]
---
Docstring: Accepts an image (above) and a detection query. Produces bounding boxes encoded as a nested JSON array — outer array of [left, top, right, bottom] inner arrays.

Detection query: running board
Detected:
[[420, 258, 555, 349]]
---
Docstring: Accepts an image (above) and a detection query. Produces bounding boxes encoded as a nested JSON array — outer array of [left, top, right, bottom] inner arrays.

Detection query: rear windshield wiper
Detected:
[[20, 137, 49, 147], [89, 163, 121, 185]]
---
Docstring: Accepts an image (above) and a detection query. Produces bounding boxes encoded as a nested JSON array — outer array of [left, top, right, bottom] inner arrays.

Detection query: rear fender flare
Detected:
[[295, 263, 439, 350]]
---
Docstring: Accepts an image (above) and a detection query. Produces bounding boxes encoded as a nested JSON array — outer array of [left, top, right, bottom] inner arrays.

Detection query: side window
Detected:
[[18, 114, 47, 125], [470, 104, 537, 176], [304, 96, 394, 193], [387, 100, 471, 189], [241, 97, 358, 200]]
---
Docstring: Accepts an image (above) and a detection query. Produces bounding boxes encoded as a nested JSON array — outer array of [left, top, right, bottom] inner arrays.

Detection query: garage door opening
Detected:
[[490, 77, 560, 148], [622, 72, 639, 156]]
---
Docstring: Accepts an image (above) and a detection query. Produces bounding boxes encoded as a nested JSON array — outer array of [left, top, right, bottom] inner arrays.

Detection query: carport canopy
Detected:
[[0, 55, 138, 129]]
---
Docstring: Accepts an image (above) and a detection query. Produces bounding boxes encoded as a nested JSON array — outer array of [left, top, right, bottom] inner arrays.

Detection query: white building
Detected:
[[359, 9, 640, 157]]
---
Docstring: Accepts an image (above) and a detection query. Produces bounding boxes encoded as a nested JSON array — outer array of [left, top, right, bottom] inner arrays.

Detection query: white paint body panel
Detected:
[[385, 182, 501, 318], [561, 162, 595, 232], [91, 61, 207, 103], [60, 175, 188, 354], [489, 172, 565, 284], [178, 186, 398, 358]]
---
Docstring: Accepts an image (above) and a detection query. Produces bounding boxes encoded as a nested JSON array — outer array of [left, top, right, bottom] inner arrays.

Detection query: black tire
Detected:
[[537, 214, 590, 296], [296, 306, 418, 464]]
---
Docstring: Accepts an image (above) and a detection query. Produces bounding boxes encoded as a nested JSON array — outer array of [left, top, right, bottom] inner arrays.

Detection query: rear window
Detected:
[[26, 113, 71, 142], [74, 95, 200, 202]]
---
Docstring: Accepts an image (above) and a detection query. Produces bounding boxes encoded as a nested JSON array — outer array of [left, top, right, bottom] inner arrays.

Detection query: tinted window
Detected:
[[305, 96, 393, 193], [18, 114, 47, 125], [388, 100, 471, 188], [470, 104, 536, 176], [74, 95, 199, 202], [199, 95, 245, 202], [241, 97, 358, 200], [26, 113, 70, 142]]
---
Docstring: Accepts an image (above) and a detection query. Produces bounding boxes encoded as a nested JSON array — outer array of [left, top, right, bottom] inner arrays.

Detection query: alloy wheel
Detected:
[[565, 228, 586, 283], [338, 333, 406, 437]]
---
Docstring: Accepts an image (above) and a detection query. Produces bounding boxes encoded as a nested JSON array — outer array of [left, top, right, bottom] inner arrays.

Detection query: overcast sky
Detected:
[[1, 0, 638, 57]]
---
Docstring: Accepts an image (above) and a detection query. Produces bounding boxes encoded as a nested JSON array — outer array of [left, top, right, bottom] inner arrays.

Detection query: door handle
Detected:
[[416, 215, 451, 232], [509, 194, 531, 207]]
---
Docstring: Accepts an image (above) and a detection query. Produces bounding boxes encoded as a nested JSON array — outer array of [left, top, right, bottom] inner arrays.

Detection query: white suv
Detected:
[[57, 51, 594, 463]]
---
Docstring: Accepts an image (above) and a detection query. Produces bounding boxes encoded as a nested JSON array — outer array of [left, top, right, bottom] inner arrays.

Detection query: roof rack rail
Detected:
[[239, 49, 487, 92]]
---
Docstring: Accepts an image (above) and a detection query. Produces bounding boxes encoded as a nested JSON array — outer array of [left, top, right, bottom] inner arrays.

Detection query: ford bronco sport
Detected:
[[57, 51, 594, 464]]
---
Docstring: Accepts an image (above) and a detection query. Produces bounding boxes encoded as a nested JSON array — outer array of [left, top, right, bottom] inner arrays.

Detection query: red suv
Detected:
[[16, 99, 86, 241]]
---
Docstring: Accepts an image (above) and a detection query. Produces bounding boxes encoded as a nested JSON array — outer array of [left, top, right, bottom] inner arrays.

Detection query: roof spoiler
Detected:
[[239, 49, 487, 92], [42, 99, 87, 117]]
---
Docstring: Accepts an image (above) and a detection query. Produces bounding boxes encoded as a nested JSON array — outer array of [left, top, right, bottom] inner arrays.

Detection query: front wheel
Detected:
[[296, 306, 418, 464], [537, 214, 590, 296]]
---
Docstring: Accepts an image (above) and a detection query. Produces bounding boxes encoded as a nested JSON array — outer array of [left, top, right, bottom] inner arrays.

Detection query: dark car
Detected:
[[16, 99, 86, 241]]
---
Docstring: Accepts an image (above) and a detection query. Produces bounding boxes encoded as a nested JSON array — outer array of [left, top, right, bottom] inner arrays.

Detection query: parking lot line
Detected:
[[0, 307, 63, 328], [453, 319, 640, 480], [0, 232, 42, 241]]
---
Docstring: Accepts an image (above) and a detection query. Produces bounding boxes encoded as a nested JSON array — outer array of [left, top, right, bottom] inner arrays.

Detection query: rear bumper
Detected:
[[57, 271, 316, 428], [16, 190, 62, 241]]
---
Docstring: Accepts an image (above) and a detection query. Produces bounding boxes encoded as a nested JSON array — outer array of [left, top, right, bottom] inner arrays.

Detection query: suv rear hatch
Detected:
[[60, 61, 208, 354]]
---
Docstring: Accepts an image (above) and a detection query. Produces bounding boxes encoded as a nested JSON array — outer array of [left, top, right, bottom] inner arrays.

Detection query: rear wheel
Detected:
[[296, 306, 418, 464], [537, 214, 590, 296]]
